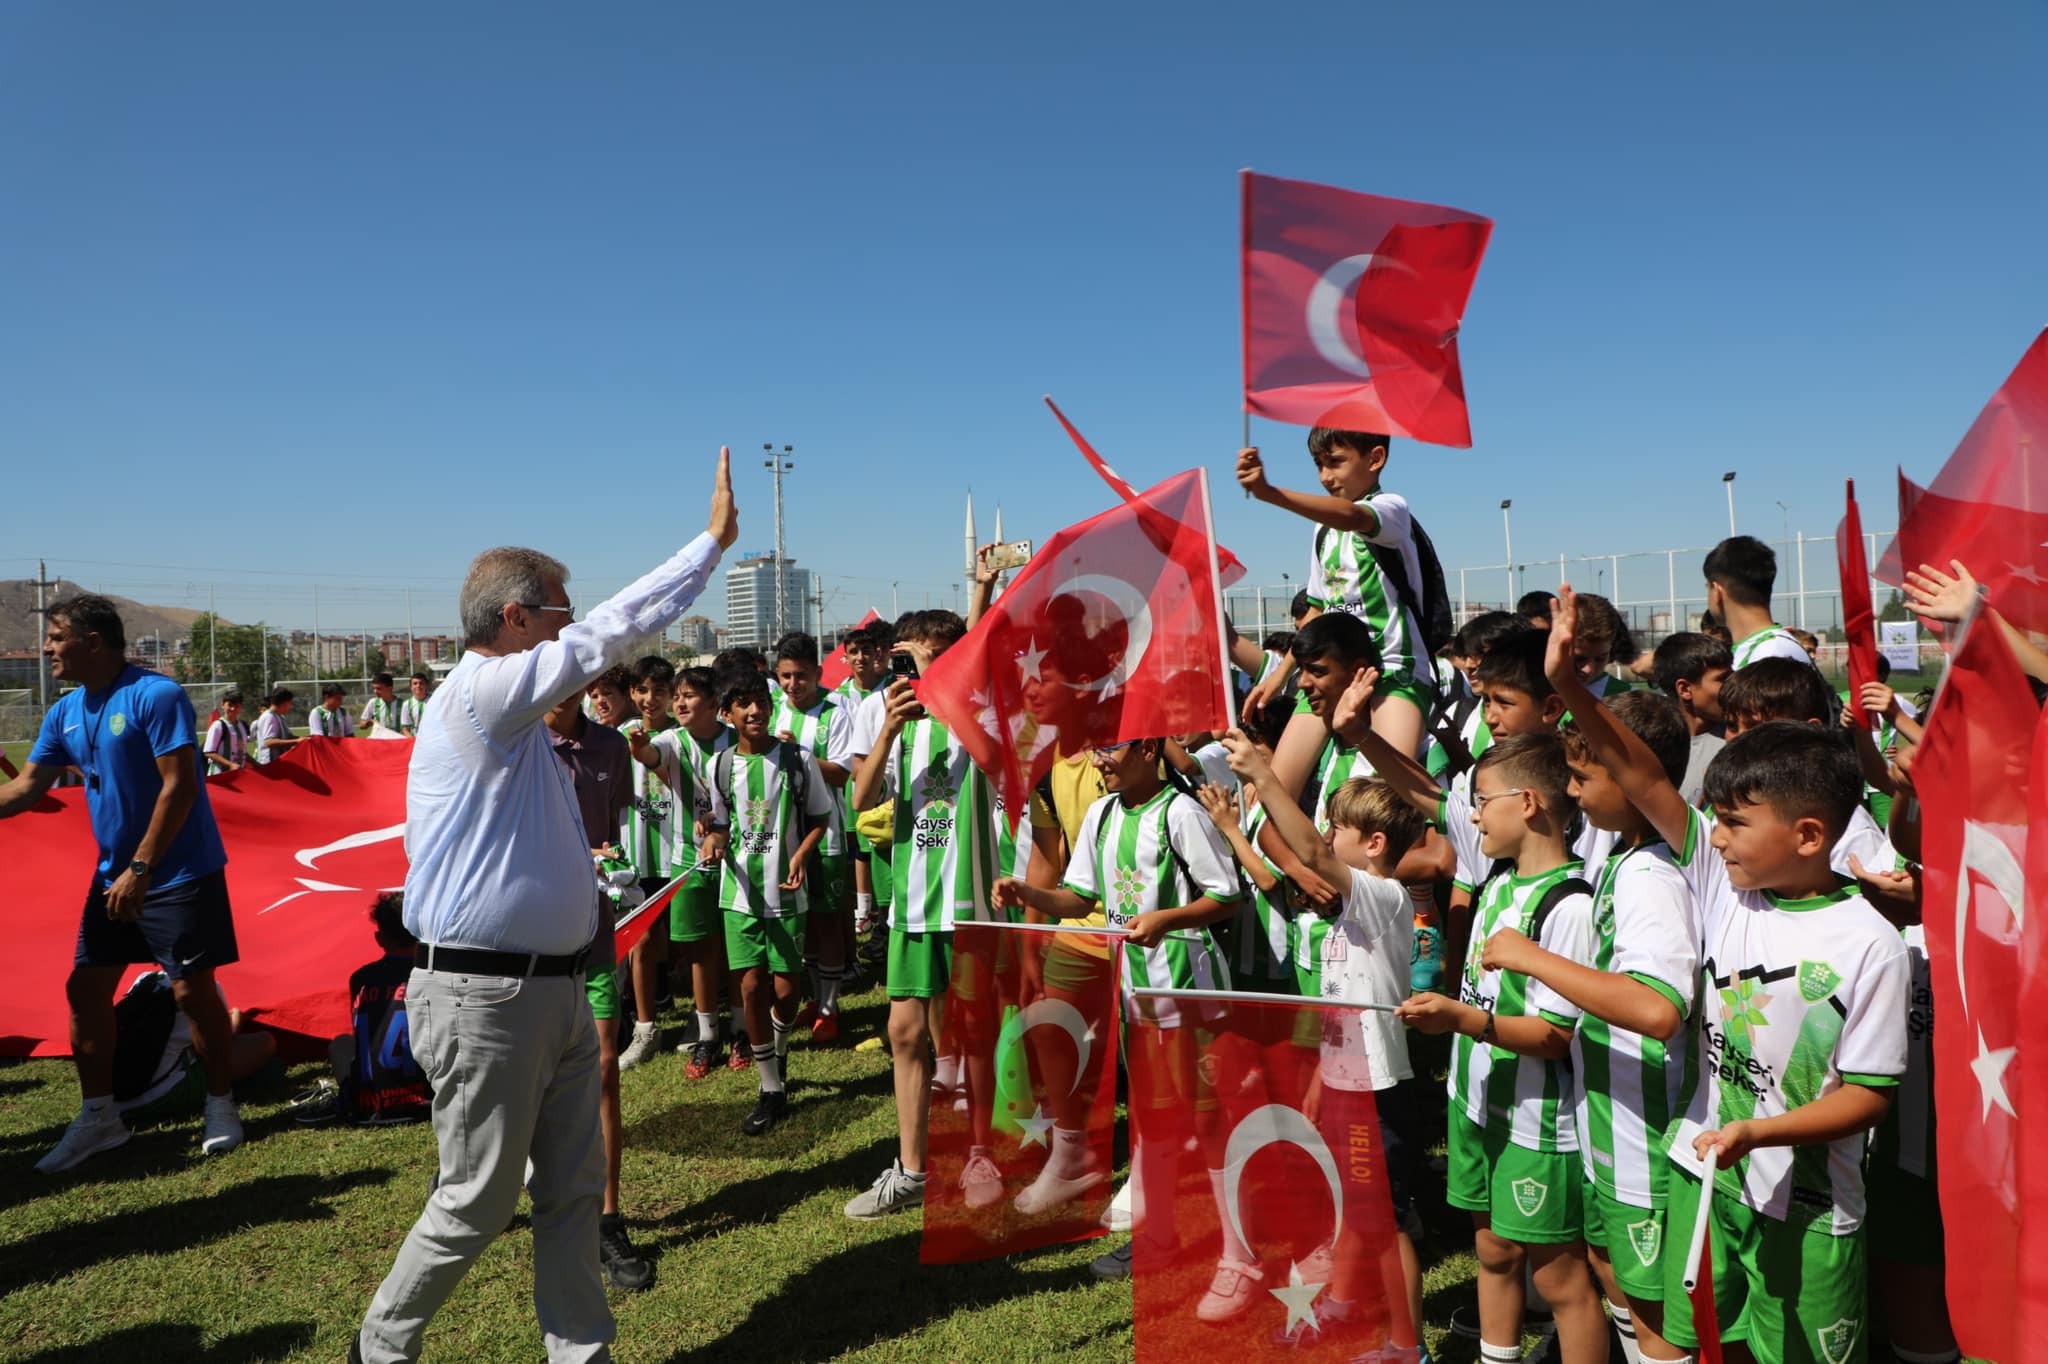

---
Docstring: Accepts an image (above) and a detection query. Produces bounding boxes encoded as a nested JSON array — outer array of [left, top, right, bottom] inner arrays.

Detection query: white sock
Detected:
[[1479, 1343, 1522, 1364], [754, 1045, 783, 1093], [1612, 1305, 1643, 1364], [818, 965, 842, 1015], [1641, 1355, 1693, 1364], [633, 1020, 656, 1042], [934, 1054, 963, 1090], [1050, 1124, 1089, 1176], [81, 1095, 113, 1119], [771, 1009, 791, 1061], [856, 892, 874, 915], [1208, 1168, 1254, 1265], [695, 1010, 716, 1041]]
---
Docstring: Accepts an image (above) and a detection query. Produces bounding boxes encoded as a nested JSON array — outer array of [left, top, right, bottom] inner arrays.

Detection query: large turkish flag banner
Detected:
[[1242, 170, 1492, 447]]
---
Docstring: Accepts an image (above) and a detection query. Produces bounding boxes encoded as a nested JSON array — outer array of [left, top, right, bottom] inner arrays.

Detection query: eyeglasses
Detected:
[[1471, 787, 1528, 809], [1089, 740, 1138, 758], [519, 602, 575, 621]]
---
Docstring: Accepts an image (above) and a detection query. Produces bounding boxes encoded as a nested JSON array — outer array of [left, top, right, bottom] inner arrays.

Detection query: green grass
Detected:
[[2, 739, 31, 771], [0, 990, 1528, 1363]]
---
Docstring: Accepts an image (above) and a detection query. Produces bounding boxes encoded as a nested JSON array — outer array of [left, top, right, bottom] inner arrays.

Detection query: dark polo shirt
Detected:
[[550, 712, 633, 969]]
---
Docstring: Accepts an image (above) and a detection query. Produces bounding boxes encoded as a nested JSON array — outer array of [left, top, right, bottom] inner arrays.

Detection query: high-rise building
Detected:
[[725, 552, 811, 648]]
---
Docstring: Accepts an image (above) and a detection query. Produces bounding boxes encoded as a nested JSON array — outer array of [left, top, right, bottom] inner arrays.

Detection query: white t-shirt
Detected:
[[253, 709, 293, 763], [1315, 867, 1416, 1092]]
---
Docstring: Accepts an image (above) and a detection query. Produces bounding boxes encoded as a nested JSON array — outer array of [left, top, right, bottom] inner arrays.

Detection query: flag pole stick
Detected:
[[1681, 963, 1719, 1294], [1132, 985, 1400, 1011], [1198, 467, 1233, 721]]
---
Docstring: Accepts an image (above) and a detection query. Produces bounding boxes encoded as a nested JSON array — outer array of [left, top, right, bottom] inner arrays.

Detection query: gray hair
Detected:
[[460, 547, 570, 647]]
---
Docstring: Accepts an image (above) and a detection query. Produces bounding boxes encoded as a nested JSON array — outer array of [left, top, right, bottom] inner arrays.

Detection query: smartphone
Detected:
[[985, 539, 1033, 573], [888, 650, 921, 680]]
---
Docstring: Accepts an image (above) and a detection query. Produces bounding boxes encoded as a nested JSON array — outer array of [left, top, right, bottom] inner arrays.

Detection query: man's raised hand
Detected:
[[1543, 585, 1580, 687], [707, 445, 739, 549], [1330, 665, 1380, 734], [1903, 559, 1978, 623]]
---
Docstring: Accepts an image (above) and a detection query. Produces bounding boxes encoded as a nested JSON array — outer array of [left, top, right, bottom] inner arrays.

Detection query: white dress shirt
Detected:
[[402, 532, 723, 953]]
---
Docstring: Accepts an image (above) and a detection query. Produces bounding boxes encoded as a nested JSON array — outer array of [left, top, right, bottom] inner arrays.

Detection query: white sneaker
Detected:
[[200, 1096, 244, 1156], [1100, 1177, 1134, 1231], [618, 1022, 661, 1070], [1013, 1159, 1106, 1216], [961, 1152, 1005, 1210], [1195, 1257, 1264, 1323], [1297, 1238, 1335, 1288], [36, 1106, 130, 1173], [845, 1159, 927, 1219]]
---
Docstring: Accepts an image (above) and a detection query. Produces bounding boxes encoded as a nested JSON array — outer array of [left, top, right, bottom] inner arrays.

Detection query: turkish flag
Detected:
[[1915, 609, 2048, 1362], [921, 921, 1122, 1264], [1126, 993, 1412, 1362], [1242, 170, 1492, 447], [0, 741, 412, 1057], [1879, 328, 2048, 632], [918, 467, 1232, 826], [1838, 479, 1882, 726], [1044, 397, 1248, 588], [820, 609, 881, 691]]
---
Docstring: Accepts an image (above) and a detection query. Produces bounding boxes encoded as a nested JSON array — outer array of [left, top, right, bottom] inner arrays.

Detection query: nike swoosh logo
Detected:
[[180, 951, 207, 967], [65, 725, 79, 733]]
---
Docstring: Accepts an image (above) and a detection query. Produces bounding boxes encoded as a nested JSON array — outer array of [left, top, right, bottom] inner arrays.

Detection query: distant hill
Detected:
[[0, 580, 209, 653]]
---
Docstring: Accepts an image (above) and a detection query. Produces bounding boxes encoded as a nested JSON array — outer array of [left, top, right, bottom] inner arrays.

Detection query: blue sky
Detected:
[[3, 2, 2043, 637]]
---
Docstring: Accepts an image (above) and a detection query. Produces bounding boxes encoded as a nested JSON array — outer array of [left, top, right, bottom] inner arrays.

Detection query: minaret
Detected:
[[993, 505, 1005, 546], [964, 490, 978, 586]]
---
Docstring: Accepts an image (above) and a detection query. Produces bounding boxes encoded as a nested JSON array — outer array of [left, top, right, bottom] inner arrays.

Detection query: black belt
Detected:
[[416, 943, 590, 977]]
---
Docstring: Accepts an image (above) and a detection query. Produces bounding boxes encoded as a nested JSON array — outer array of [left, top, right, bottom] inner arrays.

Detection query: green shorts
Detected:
[[812, 853, 851, 911], [584, 964, 622, 1022], [725, 911, 807, 976], [869, 843, 894, 908], [1445, 1107, 1585, 1244], [1375, 670, 1436, 716], [668, 870, 722, 943], [886, 926, 953, 998], [1582, 1180, 1668, 1303], [1661, 1169, 1868, 1364]]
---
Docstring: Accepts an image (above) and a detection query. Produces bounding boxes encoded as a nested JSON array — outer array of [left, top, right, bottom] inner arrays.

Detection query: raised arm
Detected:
[[1330, 666, 1440, 819], [1905, 559, 2048, 684], [1236, 447, 1378, 536], [1221, 730, 1347, 891], [1543, 586, 1693, 849], [0, 761, 62, 820]]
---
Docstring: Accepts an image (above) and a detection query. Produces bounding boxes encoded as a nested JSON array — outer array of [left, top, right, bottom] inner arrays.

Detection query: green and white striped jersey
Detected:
[[990, 787, 1023, 886], [1671, 806, 1909, 1233], [309, 704, 352, 739], [398, 696, 428, 732], [1868, 925, 1935, 1182], [1573, 839, 1698, 1207], [882, 715, 998, 934], [653, 723, 736, 870], [1729, 625, 1811, 670], [620, 719, 686, 878], [1311, 737, 1376, 833], [706, 743, 833, 918], [772, 691, 846, 856], [1440, 788, 1596, 1154], [1306, 490, 1436, 688], [1062, 787, 1240, 1026], [1227, 802, 1296, 992], [360, 696, 401, 732]]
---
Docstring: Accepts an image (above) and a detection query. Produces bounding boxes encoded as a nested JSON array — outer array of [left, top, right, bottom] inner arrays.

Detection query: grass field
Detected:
[[0, 983, 1544, 1364]]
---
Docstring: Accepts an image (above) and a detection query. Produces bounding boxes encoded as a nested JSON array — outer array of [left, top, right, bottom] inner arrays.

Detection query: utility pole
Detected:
[[31, 559, 58, 709], [1722, 471, 1738, 536], [1500, 501, 1514, 604], [763, 443, 794, 640], [208, 582, 217, 683], [405, 587, 415, 669]]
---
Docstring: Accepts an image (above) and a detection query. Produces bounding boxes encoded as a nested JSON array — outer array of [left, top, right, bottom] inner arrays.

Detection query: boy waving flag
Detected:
[[1242, 170, 1493, 446], [918, 467, 1233, 826]]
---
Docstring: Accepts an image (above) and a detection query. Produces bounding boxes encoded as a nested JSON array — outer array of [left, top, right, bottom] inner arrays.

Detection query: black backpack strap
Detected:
[[1431, 693, 1482, 778], [1527, 876, 1595, 944], [713, 745, 734, 823]]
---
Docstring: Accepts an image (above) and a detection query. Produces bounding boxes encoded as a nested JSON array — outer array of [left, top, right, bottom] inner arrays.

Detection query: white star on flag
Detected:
[[1972, 1027, 2018, 1120], [1269, 1260, 1326, 1333], [2002, 561, 2046, 586], [1018, 1104, 1056, 1149], [1018, 639, 1046, 683]]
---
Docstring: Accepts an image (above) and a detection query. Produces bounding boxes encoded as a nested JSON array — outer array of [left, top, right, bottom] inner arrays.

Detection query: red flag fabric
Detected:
[[1687, 1241, 1724, 1364], [1915, 610, 2048, 1361], [918, 468, 1231, 826], [0, 741, 412, 1056], [921, 922, 1122, 1264], [1242, 170, 1492, 447], [1126, 992, 1415, 1362], [1879, 328, 2048, 632], [1044, 396, 1248, 588], [1838, 479, 1881, 726], [819, 609, 881, 691], [612, 876, 683, 964]]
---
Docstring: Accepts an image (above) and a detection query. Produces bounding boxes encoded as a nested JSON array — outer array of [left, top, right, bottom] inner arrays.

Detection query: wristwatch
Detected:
[[128, 858, 151, 879]]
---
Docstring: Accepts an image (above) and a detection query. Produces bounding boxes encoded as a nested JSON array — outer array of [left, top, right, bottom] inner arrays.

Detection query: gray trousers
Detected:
[[358, 969, 612, 1363]]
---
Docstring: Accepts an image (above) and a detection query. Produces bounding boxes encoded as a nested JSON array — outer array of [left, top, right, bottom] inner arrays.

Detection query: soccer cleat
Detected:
[[1195, 1257, 1264, 1323], [791, 1002, 819, 1033], [809, 1013, 840, 1046], [726, 1043, 754, 1072], [35, 1106, 130, 1174], [290, 1081, 344, 1126], [683, 1040, 720, 1080], [200, 1096, 244, 1156], [598, 1213, 655, 1292], [617, 1023, 662, 1071], [961, 1151, 1005, 1210], [1012, 1160, 1105, 1216], [742, 1090, 789, 1137], [1088, 1241, 1132, 1281], [844, 1159, 926, 1219]]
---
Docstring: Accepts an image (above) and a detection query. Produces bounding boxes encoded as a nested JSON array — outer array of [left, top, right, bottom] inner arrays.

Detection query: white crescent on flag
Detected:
[[1305, 252, 1418, 378], [1048, 573, 1155, 700]]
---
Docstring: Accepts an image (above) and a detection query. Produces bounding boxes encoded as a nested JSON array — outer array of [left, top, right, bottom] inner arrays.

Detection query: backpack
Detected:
[[1429, 689, 1486, 782], [1473, 860, 1594, 950], [1319, 512, 1456, 662], [713, 742, 812, 844], [111, 971, 181, 1102]]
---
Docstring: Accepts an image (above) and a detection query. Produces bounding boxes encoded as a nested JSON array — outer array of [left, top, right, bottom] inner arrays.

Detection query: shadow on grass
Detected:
[[0, 1167, 395, 1290], [648, 1137, 902, 1245], [660, 1227, 1101, 1363], [14, 1319, 317, 1363]]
